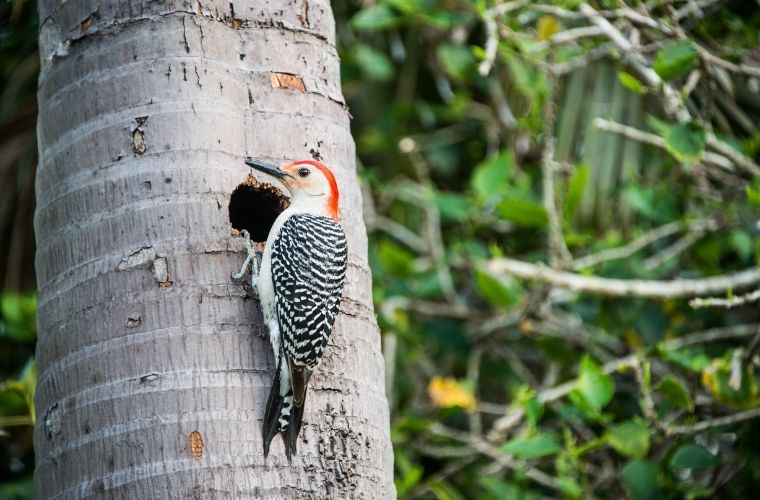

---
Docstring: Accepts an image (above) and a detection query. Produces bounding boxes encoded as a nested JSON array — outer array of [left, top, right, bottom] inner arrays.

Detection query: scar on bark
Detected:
[[189, 431, 204, 459], [133, 116, 148, 155], [270, 72, 305, 91], [116, 246, 172, 287], [229, 175, 290, 243]]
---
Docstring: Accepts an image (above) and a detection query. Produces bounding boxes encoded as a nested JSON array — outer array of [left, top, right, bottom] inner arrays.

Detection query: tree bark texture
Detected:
[[33, 1, 395, 498]]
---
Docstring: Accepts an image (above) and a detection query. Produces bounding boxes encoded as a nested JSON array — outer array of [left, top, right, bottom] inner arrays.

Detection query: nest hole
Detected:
[[229, 177, 290, 242]]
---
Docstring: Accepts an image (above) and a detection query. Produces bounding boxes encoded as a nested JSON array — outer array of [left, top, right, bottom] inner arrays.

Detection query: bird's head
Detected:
[[245, 159, 340, 220]]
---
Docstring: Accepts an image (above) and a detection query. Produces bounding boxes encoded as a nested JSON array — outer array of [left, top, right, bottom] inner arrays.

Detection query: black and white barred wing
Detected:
[[271, 213, 348, 370]]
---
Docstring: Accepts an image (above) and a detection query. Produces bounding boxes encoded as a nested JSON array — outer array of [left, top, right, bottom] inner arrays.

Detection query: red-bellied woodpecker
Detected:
[[232, 159, 347, 462]]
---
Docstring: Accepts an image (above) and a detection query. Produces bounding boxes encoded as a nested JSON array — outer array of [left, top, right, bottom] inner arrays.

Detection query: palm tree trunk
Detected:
[[34, 1, 395, 497]]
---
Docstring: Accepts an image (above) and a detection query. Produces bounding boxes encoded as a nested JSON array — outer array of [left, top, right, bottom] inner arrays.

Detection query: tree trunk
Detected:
[[33, 1, 395, 498]]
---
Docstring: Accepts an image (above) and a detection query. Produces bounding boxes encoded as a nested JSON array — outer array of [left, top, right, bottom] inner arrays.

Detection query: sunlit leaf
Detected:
[[537, 16, 560, 41], [568, 356, 615, 417], [471, 150, 513, 200], [497, 198, 548, 227], [474, 268, 520, 307], [502, 433, 561, 458], [563, 164, 588, 222], [653, 41, 697, 81], [428, 376, 476, 411], [618, 72, 645, 94], [663, 121, 705, 163], [606, 420, 650, 458], [701, 355, 759, 408]]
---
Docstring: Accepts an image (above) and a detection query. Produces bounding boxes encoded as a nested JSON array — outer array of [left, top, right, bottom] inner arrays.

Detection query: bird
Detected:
[[232, 158, 348, 463]]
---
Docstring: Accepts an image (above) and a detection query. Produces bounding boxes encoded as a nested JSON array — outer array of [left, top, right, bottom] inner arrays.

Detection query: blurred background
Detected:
[[2, 0, 760, 498]]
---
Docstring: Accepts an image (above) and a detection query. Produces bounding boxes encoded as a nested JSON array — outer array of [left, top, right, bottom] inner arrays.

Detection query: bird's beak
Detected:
[[245, 159, 291, 179]]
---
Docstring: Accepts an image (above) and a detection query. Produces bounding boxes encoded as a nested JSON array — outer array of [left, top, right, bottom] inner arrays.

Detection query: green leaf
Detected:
[[663, 121, 706, 163], [606, 420, 650, 458], [351, 5, 399, 30], [471, 151, 513, 199], [479, 477, 536, 500], [621, 460, 659, 500], [474, 268, 520, 308], [728, 231, 753, 261], [377, 239, 415, 276], [428, 480, 465, 500], [659, 345, 711, 372], [556, 477, 582, 499], [669, 444, 717, 471], [618, 72, 645, 94], [701, 354, 760, 408], [437, 44, 476, 82], [568, 356, 615, 417], [653, 41, 698, 81], [497, 198, 548, 228], [746, 184, 760, 209], [354, 44, 395, 82], [563, 164, 588, 221], [502, 433, 562, 458], [0, 292, 37, 343], [537, 15, 560, 41], [434, 192, 473, 222], [657, 375, 694, 412]]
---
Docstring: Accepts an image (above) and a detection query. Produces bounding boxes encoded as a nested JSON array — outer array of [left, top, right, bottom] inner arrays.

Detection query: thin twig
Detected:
[[488, 322, 760, 441], [689, 289, 760, 309], [430, 423, 562, 492], [641, 231, 704, 271], [541, 50, 572, 267], [593, 118, 736, 171], [667, 407, 760, 435], [572, 219, 716, 270]]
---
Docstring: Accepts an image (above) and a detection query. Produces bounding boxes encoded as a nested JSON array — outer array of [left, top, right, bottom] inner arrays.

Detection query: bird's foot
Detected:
[[231, 229, 260, 298]]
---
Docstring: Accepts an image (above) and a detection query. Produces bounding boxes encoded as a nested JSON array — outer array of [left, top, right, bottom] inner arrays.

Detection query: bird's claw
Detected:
[[231, 229, 260, 298]]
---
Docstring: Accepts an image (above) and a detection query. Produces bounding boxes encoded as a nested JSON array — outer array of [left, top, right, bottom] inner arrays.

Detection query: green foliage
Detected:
[[618, 72, 645, 94], [568, 356, 614, 418], [657, 375, 694, 412], [605, 420, 650, 458], [653, 41, 698, 81], [663, 122, 706, 164], [470, 151, 513, 200], [502, 433, 561, 458], [669, 444, 718, 471], [346, 0, 760, 481], [621, 459, 659, 500], [0, 293, 36, 343]]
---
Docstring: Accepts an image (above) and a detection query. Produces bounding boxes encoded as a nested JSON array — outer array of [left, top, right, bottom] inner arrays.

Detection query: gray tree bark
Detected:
[[33, 1, 395, 498]]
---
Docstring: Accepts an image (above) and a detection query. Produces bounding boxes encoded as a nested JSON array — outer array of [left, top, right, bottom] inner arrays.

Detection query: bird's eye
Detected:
[[297, 167, 310, 178]]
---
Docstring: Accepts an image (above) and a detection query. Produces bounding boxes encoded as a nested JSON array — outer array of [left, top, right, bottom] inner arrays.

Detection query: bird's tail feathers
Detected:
[[263, 355, 287, 459], [284, 390, 307, 462]]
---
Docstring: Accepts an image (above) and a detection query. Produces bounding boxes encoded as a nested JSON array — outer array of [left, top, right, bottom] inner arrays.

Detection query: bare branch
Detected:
[[667, 407, 760, 436], [641, 231, 704, 271], [572, 219, 717, 270], [487, 257, 760, 299], [593, 118, 738, 172], [689, 289, 760, 309], [541, 51, 572, 267]]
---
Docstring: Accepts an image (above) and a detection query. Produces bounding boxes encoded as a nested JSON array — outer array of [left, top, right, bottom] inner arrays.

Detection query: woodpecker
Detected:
[[232, 158, 348, 462]]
